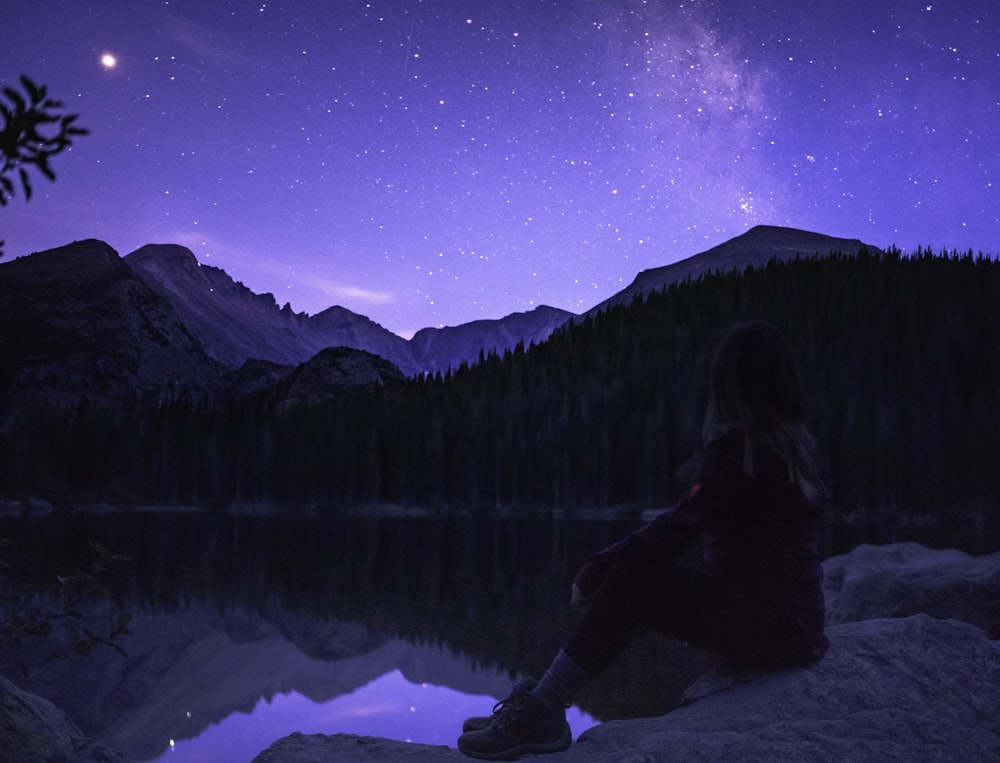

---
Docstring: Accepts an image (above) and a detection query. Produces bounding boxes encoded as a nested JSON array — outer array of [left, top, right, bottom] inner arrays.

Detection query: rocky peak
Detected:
[[0, 239, 221, 412], [275, 346, 406, 404], [587, 225, 882, 317], [2, 239, 125, 286], [127, 243, 200, 275]]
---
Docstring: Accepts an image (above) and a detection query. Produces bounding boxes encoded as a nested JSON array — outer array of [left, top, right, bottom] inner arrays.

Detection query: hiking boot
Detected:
[[462, 678, 538, 733], [457, 681, 571, 760]]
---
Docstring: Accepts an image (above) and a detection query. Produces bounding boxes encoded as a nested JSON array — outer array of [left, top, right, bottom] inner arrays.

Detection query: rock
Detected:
[[253, 732, 455, 762], [0, 676, 127, 763], [575, 616, 1000, 761], [251, 615, 1000, 762], [822, 542, 1000, 637]]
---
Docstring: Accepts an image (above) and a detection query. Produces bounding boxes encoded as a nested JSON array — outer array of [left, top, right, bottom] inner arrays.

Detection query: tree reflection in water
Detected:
[[0, 513, 709, 759]]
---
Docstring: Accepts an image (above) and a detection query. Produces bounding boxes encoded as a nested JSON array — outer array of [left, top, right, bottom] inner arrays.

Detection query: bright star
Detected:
[[100, 52, 118, 70]]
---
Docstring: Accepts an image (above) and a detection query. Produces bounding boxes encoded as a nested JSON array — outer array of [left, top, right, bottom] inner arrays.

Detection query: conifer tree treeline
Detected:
[[4, 248, 999, 544]]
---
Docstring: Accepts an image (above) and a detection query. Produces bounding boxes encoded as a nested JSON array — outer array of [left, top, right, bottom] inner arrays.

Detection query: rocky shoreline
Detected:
[[3, 542, 999, 762], [252, 615, 1000, 762]]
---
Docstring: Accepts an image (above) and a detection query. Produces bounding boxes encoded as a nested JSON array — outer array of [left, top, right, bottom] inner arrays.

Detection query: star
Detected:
[[1, 1, 996, 334]]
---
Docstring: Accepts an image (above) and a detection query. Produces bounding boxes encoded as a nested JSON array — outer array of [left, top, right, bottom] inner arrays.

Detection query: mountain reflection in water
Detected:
[[1, 513, 702, 760], [152, 670, 597, 763]]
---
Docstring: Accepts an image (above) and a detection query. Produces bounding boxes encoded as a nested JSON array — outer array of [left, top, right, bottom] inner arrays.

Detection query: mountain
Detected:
[[125, 244, 574, 376], [126, 244, 419, 374], [126, 226, 876, 377], [264, 346, 407, 406], [0, 242, 417, 419], [409, 305, 573, 374], [309, 305, 417, 375], [586, 225, 882, 316], [0, 240, 223, 412], [1, 225, 881, 416]]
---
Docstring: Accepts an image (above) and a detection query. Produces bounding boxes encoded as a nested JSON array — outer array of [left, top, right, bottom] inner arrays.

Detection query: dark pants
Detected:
[[564, 554, 816, 676]]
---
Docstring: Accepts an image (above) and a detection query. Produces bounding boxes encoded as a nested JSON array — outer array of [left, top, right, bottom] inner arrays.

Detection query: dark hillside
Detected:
[[0, 240, 222, 415], [3, 248, 998, 551]]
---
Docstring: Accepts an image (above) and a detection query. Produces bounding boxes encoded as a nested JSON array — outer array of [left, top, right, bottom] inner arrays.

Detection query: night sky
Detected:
[[2, 1, 997, 338]]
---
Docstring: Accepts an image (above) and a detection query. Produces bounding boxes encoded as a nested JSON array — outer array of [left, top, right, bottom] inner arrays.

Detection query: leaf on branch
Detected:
[[19, 75, 43, 103], [36, 158, 56, 182], [18, 166, 32, 200], [0, 75, 89, 208], [2, 87, 25, 112]]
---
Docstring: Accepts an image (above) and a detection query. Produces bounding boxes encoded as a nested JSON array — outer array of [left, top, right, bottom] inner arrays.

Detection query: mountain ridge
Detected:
[[125, 244, 575, 377], [123, 224, 881, 372], [586, 225, 882, 316], [0, 239, 223, 410], [0, 225, 883, 414]]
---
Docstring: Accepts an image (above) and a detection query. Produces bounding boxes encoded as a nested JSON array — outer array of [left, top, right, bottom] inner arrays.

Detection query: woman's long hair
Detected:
[[702, 321, 822, 502]]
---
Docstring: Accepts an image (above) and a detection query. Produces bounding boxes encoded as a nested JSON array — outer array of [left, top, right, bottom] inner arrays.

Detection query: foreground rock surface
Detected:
[[253, 614, 1000, 762], [822, 541, 1000, 636], [0, 676, 127, 763]]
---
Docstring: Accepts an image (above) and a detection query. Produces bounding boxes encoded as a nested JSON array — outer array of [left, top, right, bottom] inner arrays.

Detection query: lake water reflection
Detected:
[[0, 502, 995, 763], [1, 513, 648, 761], [151, 670, 597, 763], [7, 509, 981, 760]]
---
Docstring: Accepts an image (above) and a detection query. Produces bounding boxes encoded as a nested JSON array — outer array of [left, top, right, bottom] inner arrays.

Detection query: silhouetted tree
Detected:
[[4, 248, 1000, 551], [0, 75, 89, 256]]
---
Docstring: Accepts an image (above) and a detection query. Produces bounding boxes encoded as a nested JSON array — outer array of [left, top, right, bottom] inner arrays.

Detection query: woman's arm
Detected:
[[573, 433, 744, 599]]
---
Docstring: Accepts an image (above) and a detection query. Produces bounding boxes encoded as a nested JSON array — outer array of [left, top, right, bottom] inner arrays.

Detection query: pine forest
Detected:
[[4, 247, 998, 553]]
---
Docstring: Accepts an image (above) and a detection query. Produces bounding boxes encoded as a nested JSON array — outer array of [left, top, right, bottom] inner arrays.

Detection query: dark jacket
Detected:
[[575, 427, 828, 660]]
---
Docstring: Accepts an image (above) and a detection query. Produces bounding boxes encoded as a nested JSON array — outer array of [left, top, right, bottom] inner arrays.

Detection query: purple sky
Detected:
[[2, 0, 997, 337]]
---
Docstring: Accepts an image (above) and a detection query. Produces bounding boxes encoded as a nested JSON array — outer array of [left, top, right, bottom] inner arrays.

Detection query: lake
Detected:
[[0, 512, 711, 761], [2, 507, 993, 760]]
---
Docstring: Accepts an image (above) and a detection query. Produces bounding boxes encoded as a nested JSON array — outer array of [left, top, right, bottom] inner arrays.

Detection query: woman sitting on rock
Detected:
[[458, 320, 830, 760]]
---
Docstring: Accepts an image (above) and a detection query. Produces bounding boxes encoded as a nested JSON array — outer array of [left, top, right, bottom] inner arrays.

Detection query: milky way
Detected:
[[2, 0, 998, 336]]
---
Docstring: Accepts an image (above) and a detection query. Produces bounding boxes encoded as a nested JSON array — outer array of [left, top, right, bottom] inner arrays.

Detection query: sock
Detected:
[[531, 650, 593, 710]]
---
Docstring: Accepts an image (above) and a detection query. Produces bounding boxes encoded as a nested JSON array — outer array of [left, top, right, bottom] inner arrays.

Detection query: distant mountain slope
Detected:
[[126, 244, 314, 368], [271, 346, 407, 405], [126, 244, 574, 376], [126, 245, 420, 373], [308, 305, 416, 376], [410, 305, 574, 374], [0, 240, 222, 411], [2, 225, 883, 411], [0, 242, 416, 418], [587, 225, 882, 316]]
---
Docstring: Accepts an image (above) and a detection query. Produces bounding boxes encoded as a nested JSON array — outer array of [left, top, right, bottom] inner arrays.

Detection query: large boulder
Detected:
[[252, 615, 1000, 762], [0, 676, 127, 763], [822, 542, 1000, 637]]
